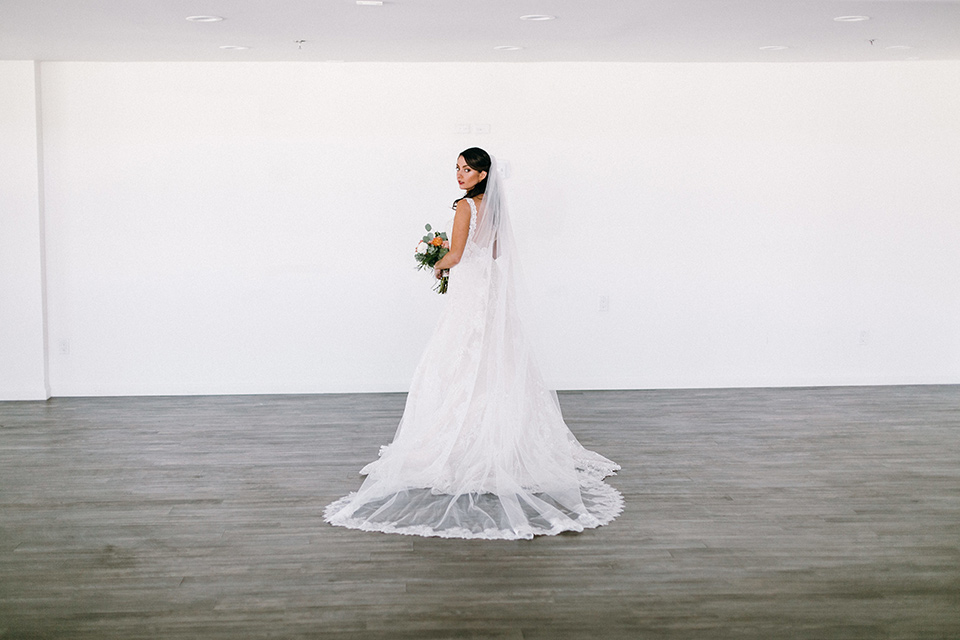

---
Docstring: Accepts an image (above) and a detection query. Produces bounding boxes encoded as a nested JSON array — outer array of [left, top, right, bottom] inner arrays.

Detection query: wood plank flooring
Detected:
[[1, 386, 958, 639]]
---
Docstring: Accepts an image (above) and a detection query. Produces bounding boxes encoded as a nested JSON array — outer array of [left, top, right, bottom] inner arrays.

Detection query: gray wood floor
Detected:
[[1, 386, 958, 639]]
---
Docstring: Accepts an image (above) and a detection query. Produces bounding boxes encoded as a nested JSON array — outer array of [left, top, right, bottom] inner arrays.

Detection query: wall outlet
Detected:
[[454, 123, 492, 134], [599, 295, 610, 312]]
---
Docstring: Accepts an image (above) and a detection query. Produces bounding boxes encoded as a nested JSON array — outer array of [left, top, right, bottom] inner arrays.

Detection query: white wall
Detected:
[[0, 61, 48, 400], [21, 61, 960, 396]]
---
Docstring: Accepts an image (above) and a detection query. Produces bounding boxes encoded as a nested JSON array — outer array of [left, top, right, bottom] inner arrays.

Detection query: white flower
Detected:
[[415, 242, 428, 254]]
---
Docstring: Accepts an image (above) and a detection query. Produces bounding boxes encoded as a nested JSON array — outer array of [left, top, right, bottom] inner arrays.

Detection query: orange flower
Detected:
[[430, 236, 444, 247]]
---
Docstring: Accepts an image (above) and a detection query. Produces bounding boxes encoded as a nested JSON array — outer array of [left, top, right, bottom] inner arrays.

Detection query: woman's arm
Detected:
[[433, 199, 471, 275]]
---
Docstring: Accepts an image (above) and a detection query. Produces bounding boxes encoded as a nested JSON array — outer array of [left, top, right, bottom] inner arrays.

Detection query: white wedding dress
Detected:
[[325, 171, 623, 540]]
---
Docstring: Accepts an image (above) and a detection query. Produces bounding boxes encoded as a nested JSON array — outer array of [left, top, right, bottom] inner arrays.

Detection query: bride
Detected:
[[324, 148, 623, 539]]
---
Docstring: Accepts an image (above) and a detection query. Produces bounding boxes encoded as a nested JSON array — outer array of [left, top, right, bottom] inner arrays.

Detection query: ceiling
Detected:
[[1, 0, 958, 63]]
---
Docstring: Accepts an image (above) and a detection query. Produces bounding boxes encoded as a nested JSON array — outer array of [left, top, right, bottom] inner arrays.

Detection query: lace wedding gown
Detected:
[[324, 195, 623, 540]]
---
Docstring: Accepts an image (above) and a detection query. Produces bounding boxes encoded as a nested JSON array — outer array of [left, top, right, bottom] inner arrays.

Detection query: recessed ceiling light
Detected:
[[186, 15, 223, 22], [356, 1, 383, 5], [494, 46, 524, 51], [219, 45, 249, 51], [520, 14, 555, 21], [759, 45, 789, 51], [885, 45, 913, 50], [834, 15, 870, 22]]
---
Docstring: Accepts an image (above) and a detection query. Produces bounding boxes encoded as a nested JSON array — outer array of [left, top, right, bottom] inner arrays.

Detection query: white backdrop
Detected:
[[3, 60, 959, 398]]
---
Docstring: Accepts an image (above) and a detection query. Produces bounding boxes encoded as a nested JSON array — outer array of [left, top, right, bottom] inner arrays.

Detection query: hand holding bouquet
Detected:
[[414, 224, 450, 294]]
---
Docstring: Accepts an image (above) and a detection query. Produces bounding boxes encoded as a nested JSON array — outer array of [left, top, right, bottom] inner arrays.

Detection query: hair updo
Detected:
[[454, 147, 491, 207]]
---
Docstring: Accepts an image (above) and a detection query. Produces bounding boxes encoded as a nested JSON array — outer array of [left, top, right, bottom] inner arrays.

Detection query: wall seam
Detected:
[[34, 60, 51, 400]]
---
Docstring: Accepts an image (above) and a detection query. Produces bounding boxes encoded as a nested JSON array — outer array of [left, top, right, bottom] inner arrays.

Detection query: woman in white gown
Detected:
[[325, 148, 623, 540]]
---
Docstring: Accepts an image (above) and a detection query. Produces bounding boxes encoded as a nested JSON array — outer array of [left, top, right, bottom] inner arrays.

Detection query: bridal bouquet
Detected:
[[414, 224, 450, 294]]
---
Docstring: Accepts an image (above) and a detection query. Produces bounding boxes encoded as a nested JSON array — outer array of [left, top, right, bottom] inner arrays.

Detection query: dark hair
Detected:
[[454, 147, 491, 207]]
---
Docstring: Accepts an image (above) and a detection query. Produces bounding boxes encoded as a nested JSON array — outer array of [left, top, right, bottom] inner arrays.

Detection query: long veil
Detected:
[[324, 155, 623, 539]]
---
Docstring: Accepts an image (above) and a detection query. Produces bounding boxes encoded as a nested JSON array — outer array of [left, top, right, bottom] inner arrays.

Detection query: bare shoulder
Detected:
[[453, 199, 473, 222]]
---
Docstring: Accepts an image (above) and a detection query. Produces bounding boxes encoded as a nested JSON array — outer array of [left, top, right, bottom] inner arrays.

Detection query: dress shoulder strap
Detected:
[[466, 197, 477, 234]]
